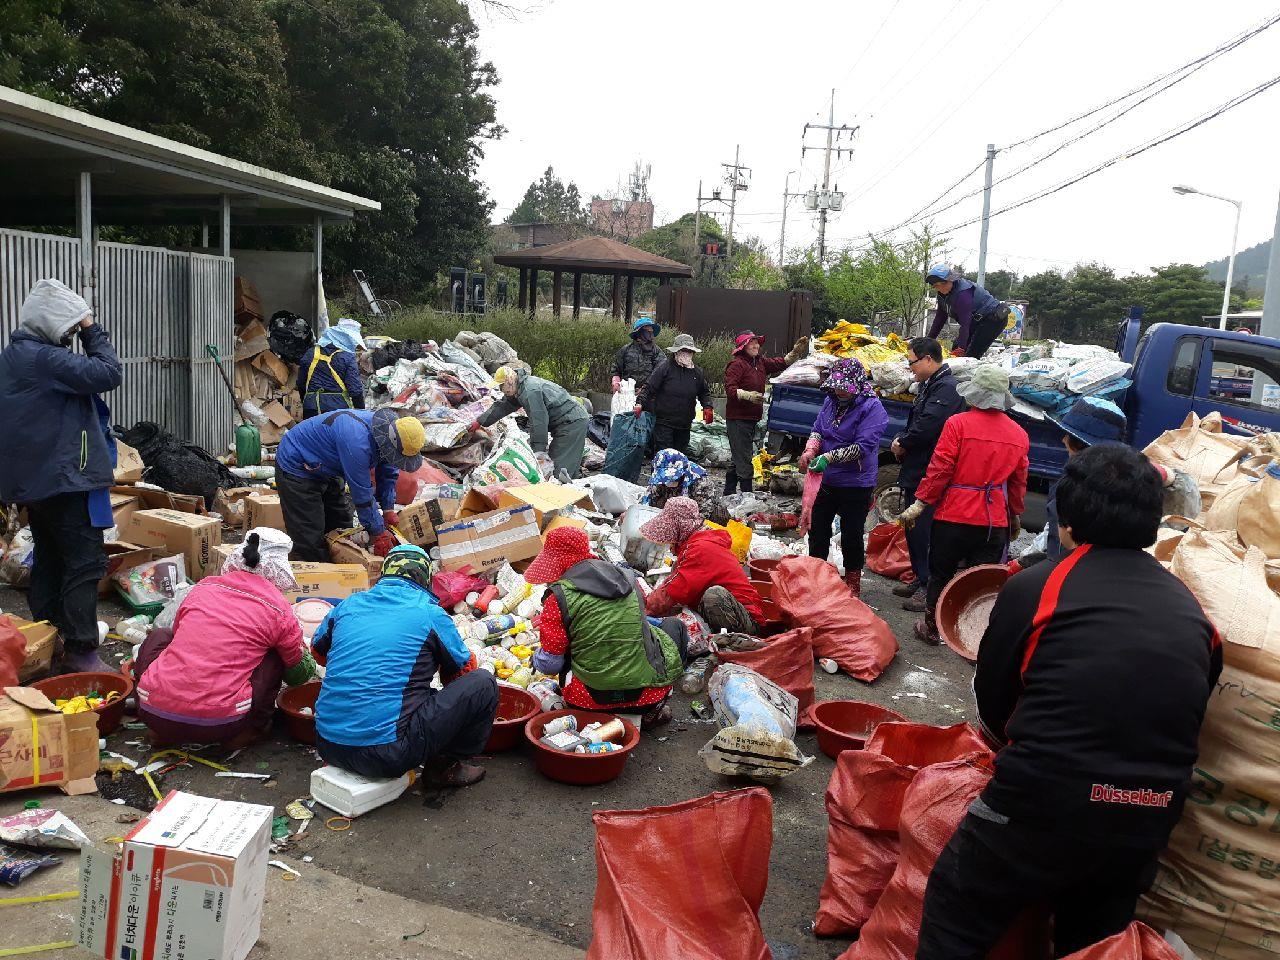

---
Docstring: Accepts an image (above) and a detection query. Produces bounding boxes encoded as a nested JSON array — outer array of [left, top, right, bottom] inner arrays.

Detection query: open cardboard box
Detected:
[[396, 497, 461, 548], [111, 484, 206, 515], [127, 509, 222, 580], [459, 482, 593, 531], [9, 617, 59, 683], [436, 504, 542, 574], [0, 686, 99, 795], [99, 541, 157, 598]]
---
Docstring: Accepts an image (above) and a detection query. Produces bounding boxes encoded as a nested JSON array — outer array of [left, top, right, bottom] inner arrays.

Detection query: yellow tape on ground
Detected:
[[0, 892, 78, 907], [0, 941, 76, 956]]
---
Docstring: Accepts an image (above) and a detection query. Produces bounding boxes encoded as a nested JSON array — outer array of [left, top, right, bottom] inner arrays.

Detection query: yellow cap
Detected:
[[493, 366, 514, 385], [393, 416, 426, 456]]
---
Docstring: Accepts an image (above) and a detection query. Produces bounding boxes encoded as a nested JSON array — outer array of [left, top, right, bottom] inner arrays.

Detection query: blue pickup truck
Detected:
[[766, 317, 1280, 491]]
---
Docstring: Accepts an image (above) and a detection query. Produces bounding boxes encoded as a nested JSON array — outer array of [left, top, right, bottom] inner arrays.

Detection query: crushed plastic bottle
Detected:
[[679, 655, 715, 695]]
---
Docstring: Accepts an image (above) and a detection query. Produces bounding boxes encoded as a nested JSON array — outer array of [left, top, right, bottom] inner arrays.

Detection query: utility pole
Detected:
[[801, 89, 857, 265], [693, 179, 729, 278], [1255, 186, 1280, 405], [779, 170, 803, 268], [721, 145, 750, 258], [977, 143, 998, 287]]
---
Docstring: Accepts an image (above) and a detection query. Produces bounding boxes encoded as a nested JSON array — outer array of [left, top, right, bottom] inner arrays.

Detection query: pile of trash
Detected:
[[233, 279, 305, 445]]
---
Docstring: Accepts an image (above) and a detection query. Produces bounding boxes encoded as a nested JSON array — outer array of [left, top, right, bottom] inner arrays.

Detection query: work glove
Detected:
[[383, 510, 400, 528], [950, 346, 966, 358], [611, 376, 621, 393], [797, 437, 821, 471], [783, 336, 809, 364], [896, 499, 926, 530], [370, 530, 397, 557], [466, 420, 482, 433], [702, 408, 715, 425], [808, 454, 830, 473], [737, 389, 764, 403], [1006, 559, 1023, 575], [633, 404, 644, 416]]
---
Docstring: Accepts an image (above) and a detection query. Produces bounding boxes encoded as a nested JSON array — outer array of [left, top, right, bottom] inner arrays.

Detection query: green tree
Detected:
[[983, 269, 1018, 300], [1017, 271, 1070, 340], [507, 166, 585, 225], [1139, 263, 1235, 326]]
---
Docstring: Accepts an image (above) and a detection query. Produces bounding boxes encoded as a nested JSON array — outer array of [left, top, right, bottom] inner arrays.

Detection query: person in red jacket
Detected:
[[897, 365, 1029, 645], [640, 496, 765, 634], [722, 332, 807, 495]]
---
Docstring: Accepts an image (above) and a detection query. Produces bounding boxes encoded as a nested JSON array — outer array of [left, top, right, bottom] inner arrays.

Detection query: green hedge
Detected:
[[382, 307, 735, 396]]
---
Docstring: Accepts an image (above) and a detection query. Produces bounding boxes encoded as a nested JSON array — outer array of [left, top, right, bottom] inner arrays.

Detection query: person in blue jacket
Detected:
[[274, 408, 426, 562], [296, 318, 365, 418], [0, 279, 123, 673], [925, 264, 1010, 360], [313, 545, 498, 788]]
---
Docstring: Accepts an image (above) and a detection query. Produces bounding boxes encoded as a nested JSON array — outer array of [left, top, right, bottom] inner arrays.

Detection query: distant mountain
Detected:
[[1203, 237, 1270, 294]]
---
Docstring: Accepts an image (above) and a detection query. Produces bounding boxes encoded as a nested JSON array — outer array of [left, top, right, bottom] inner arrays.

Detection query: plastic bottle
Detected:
[[467, 615, 520, 642], [543, 715, 578, 736], [679, 655, 715, 695], [507, 666, 532, 689], [515, 597, 540, 619], [528, 679, 565, 712], [117, 615, 151, 645], [474, 585, 500, 613]]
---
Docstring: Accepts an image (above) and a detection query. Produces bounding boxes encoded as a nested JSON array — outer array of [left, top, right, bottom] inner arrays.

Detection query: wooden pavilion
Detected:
[[494, 235, 692, 321]]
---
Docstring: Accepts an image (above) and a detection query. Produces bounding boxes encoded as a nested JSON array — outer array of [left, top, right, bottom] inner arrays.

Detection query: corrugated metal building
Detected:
[[0, 85, 379, 453]]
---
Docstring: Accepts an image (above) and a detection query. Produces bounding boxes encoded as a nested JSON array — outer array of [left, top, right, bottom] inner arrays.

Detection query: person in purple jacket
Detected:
[[925, 264, 1010, 359], [799, 357, 889, 598]]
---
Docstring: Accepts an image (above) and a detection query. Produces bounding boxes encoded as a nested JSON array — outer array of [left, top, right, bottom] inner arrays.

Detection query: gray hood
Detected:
[[19, 279, 91, 344]]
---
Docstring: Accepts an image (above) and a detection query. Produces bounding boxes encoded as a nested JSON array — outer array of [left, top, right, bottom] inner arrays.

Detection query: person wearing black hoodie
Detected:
[[638, 333, 712, 457], [916, 445, 1222, 959]]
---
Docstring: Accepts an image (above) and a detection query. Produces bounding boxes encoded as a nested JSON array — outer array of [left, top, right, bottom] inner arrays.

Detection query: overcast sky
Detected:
[[471, 0, 1280, 279]]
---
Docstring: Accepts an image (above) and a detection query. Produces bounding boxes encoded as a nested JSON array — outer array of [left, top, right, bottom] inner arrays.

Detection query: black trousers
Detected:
[[276, 470, 352, 562], [965, 307, 1010, 360], [917, 803, 1160, 959], [316, 670, 499, 779], [901, 484, 934, 590], [809, 483, 873, 572], [926, 519, 1007, 612], [27, 492, 106, 652], [649, 419, 692, 458], [725, 419, 757, 488]]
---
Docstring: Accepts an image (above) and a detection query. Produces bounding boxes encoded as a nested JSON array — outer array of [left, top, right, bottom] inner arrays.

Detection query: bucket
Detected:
[[484, 685, 540, 753], [747, 557, 780, 580], [278, 681, 321, 744], [812, 700, 906, 759], [937, 564, 1011, 662], [292, 599, 333, 642], [525, 709, 640, 785], [31, 671, 134, 735], [749, 579, 773, 601]]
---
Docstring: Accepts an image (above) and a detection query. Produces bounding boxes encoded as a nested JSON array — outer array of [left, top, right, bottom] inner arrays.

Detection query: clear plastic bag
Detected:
[[700, 664, 812, 782]]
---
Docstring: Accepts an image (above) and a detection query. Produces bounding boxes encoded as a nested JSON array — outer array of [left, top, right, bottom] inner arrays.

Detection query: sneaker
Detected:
[[892, 580, 919, 598], [914, 618, 940, 646], [902, 595, 927, 613], [641, 703, 672, 730], [424, 757, 486, 788]]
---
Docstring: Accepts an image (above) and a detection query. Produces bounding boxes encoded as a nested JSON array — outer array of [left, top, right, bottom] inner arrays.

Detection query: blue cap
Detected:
[[926, 263, 952, 283], [1049, 396, 1127, 447], [630, 316, 661, 338]]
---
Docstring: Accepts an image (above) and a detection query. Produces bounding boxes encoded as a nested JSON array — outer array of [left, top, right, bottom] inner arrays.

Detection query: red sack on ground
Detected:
[[430, 569, 488, 608], [1062, 923, 1182, 960], [815, 722, 992, 936], [0, 616, 25, 688], [773, 556, 897, 681], [866, 522, 913, 583], [716, 626, 816, 729], [587, 788, 773, 960]]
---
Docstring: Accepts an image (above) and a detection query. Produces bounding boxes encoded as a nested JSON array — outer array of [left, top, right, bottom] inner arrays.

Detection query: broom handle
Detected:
[[205, 345, 251, 426]]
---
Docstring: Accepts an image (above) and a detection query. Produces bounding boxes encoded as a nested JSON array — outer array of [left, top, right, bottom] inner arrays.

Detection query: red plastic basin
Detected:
[[32, 671, 134, 735], [747, 557, 781, 580], [525, 709, 640, 785], [812, 700, 906, 759], [749, 579, 773, 601], [937, 564, 1011, 662], [278, 680, 321, 744], [484, 685, 540, 753]]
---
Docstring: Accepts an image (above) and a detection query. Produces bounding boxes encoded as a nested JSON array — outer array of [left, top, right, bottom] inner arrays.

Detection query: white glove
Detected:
[[737, 389, 764, 403], [896, 500, 926, 529]]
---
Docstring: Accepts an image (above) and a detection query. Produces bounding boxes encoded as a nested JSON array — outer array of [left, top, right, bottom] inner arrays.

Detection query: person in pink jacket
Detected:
[[134, 528, 315, 748]]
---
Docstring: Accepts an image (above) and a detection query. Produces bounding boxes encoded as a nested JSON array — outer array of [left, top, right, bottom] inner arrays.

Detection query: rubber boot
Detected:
[[914, 609, 941, 646], [723, 471, 738, 496], [844, 569, 862, 599], [740, 476, 753, 493]]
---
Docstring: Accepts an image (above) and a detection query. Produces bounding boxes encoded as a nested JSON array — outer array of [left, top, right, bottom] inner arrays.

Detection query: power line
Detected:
[[833, 0, 904, 88], [855, 0, 970, 118]]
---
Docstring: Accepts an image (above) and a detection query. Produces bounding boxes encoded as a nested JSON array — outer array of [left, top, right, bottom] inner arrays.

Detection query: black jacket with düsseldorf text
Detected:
[[975, 545, 1222, 847]]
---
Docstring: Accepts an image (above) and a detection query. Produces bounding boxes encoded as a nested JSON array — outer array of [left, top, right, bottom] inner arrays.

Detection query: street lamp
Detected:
[[1173, 184, 1243, 330]]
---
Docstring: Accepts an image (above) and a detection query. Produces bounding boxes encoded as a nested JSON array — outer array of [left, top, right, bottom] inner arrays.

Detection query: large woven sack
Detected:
[[866, 522, 913, 582], [814, 722, 991, 936], [587, 788, 773, 960], [716, 626, 816, 729], [1237, 463, 1280, 560], [1061, 923, 1183, 959], [1143, 412, 1253, 507], [1139, 530, 1280, 958]]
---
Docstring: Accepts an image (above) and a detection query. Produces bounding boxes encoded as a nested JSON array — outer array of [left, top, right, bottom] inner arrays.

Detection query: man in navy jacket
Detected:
[[0, 279, 123, 671]]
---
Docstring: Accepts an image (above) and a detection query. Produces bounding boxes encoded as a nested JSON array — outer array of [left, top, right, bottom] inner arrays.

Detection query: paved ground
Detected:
[[0, 565, 976, 959]]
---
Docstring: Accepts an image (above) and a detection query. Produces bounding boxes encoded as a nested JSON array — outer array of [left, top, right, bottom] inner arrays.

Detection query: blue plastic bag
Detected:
[[602, 412, 653, 483]]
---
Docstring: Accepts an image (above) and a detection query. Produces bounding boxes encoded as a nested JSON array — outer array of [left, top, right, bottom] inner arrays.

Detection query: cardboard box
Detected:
[[110, 492, 140, 531], [325, 532, 383, 582], [543, 514, 588, 536], [436, 505, 542, 574], [244, 493, 285, 532], [496, 483, 594, 530], [0, 686, 99, 795], [127, 509, 222, 580], [234, 276, 264, 324], [111, 485, 205, 515], [284, 562, 370, 601], [99, 541, 157, 598], [255, 399, 294, 445], [76, 790, 272, 960], [251, 350, 290, 388], [211, 543, 236, 571], [113, 442, 145, 483], [459, 486, 502, 518], [9, 618, 58, 683], [396, 497, 461, 548]]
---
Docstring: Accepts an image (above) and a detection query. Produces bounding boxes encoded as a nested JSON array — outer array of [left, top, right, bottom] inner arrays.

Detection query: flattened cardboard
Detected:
[[113, 442, 145, 483], [127, 509, 222, 580], [10, 617, 58, 683], [436, 505, 542, 573], [496, 482, 594, 530], [251, 350, 290, 387], [0, 686, 99, 795]]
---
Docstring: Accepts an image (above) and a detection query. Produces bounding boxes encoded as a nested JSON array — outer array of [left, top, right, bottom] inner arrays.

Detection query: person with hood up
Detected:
[[275, 408, 426, 561], [723, 332, 808, 495], [612, 316, 663, 400], [897, 365, 1029, 645], [527, 528, 688, 729], [799, 357, 889, 598], [925, 264, 1010, 360], [641, 496, 765, 634], [470, 366, 591, 479], [314, 544, 499, 788], [0, 279, 123, 673], [133, 528, 316, 749], [638, 333, 713, 457], [643, 448, 729, 525], [297, 317, 365, 418]]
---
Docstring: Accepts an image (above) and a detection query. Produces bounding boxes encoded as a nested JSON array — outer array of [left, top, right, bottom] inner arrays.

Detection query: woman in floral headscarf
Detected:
[[799, 357, 889, 598], [643, 448, 729, 525], [134, 528, 316, 748]]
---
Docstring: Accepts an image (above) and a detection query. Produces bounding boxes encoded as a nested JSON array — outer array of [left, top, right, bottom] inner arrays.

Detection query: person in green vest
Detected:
[[297, 318, 365, 419], [527, 527, 689, 729]]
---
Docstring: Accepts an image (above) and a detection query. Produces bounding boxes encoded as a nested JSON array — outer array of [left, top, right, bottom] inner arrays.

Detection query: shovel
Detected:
[[206, 344, 262, 467]]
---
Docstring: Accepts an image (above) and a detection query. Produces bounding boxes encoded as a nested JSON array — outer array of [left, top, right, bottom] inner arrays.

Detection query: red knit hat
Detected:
[[524, 527, 595, 584]]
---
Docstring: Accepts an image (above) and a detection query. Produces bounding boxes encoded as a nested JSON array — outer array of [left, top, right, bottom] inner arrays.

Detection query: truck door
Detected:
[[1127, 333, 1200, 450], [1192, 337, 1280, 434]]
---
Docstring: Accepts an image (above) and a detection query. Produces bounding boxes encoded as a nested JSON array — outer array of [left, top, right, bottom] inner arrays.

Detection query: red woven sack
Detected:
[[716, 626, 816, 729], [1061, 923, 1182, 960], [587, 788, 773, 960], [799, 470, 823, 533], [773, 556, 897, 681], [866, 522, 913, 582], [0, 616, 25, 688], [814, 722, 992, 936]]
